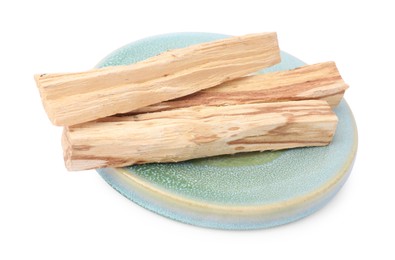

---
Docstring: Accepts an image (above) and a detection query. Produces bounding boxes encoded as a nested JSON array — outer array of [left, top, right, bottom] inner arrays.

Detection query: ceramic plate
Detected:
[[96, 33, 358, 230]]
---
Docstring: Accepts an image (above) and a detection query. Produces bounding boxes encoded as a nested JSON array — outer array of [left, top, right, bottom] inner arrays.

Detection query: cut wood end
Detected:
[[61, 128, 72, 168], [35, 74, 60, 125], [62, 129, 108, 171]]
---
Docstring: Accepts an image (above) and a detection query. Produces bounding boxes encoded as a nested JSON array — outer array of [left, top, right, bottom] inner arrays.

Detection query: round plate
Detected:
[[96, 33, 358, 230]]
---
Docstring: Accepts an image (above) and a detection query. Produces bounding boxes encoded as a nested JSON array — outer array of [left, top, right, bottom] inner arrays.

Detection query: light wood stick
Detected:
[[126, 62, 348, 115], [36, 33, 280, 126], [63, 100, 338, 171]]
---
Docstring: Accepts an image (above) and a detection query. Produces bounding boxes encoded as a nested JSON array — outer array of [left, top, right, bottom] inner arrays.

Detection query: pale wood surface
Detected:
[[126, 62, 348, 115], [63, 100, 338, 171], [36, 33, 280, 126]]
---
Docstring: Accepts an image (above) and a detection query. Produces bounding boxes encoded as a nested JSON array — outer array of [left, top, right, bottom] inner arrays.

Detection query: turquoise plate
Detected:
[[96, 33, 358, 230]]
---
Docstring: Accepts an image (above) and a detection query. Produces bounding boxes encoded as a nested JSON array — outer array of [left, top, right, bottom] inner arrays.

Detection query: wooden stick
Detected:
[[63, 100, 338, 171], [125, 62, 348, 115], [36, 33, 280, 126]]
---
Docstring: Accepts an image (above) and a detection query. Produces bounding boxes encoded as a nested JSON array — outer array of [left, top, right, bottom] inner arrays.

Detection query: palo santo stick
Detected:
[[36, 33, 280, 126], [63, 100, 338, 171], [127, 62, 348, 115]]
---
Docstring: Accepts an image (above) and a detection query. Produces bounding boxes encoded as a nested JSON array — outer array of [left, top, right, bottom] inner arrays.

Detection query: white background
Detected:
[[1, 1, 394, 259]]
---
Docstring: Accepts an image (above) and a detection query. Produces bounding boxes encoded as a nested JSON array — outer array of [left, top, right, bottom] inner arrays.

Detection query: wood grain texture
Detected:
[[36, 33, 280, 126], [126, 62, 348, 115], [63, 100, 338, 171]]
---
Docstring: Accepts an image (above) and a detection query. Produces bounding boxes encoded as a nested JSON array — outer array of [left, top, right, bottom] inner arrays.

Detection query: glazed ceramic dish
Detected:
[[96, 33, 358, 230]]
